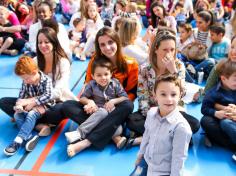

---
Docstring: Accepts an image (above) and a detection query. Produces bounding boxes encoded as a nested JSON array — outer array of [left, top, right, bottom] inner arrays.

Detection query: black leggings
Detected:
[[127, 110, 200, 135], [0, 97, 65, 125], [62, 99, 134, 150]]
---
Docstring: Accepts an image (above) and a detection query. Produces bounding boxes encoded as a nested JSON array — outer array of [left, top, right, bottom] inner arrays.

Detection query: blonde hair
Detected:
[[119, 17, 140, 47], [126, 2, 137, 13]]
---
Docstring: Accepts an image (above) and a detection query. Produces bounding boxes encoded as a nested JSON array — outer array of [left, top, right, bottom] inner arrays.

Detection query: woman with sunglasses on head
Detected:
[[126, 28, 200, 148]]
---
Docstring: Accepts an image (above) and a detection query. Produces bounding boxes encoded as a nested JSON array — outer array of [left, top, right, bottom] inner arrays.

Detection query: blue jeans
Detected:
[[220, 119, 236, 144], [14, 110, 41, 141], [130, 158, 148, 176], [194, 58, 216, 78]]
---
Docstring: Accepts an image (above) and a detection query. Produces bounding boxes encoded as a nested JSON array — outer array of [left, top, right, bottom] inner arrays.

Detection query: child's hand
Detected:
[[16, 98, 32, 107], [14, 105, 26, 113], [215, 110, 227, 119], [224, 104, 236, 120], [84, 100, 98, 114], [25, 103, 36, 111], [104, 100, 115, 113], [135, 154, 143, 166]]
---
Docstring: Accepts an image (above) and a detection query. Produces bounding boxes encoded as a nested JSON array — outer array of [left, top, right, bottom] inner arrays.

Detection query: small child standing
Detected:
[[209, 24, 230, 62], [201, 59, 236, 160], [4, 56, 54, 156], [69, 18, 87, 60], [130, 74, 192, 176], [65, 57, 129, 157]]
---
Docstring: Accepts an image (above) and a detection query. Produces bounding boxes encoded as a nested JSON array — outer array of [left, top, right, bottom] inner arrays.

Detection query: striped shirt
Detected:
[[197, 31, 209, 45], [18, 71, 54, 106]]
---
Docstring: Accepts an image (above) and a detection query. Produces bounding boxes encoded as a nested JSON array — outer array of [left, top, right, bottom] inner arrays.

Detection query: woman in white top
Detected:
[[119, 17, 148, 65], [28, 1, 71, 58]]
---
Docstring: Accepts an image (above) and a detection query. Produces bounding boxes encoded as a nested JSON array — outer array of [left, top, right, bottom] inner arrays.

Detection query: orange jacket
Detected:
[[85, 56, 138, 101]]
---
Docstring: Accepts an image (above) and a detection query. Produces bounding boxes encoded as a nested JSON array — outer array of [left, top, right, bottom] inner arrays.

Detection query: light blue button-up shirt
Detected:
[[138, 107, 192, 176]]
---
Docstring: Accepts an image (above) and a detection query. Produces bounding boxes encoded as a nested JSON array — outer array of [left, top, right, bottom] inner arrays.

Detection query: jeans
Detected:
[[194, 58, 216, 78], [15, 110, 41, 141], [130, 158, 148, 176], [220, 119, 236, 144], [201, 115, 236, 150]]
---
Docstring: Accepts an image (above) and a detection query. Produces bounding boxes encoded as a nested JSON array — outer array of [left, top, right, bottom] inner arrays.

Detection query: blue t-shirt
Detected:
[[209, 38, 230, 60]]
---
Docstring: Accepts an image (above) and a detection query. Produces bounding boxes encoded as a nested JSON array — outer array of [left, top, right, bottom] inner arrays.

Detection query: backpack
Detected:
[[181, 41, 208, 61]]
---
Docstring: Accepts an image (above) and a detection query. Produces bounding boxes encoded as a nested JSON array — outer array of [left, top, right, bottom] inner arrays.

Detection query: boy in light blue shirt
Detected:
[[209, 24, 230, 62]]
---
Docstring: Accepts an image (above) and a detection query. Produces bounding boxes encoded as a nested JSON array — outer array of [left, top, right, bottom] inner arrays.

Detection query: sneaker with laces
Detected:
[[232, 153, 236, 161], [25, 135, 39, 152], [4, 142, 21, 156]]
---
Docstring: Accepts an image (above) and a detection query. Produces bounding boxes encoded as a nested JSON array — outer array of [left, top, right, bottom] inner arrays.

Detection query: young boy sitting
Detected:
[[209, 24, 230, 62], [65, 56, 129, 157], [4, 56, 54, 156], [201, 59, 236, 160]]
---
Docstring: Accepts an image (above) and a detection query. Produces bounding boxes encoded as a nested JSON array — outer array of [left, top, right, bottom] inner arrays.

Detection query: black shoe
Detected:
[[4, 142, 21, 156], [232, 153, 236, 162], [25, 135, 39, 152], [126, 138, 135, 149]]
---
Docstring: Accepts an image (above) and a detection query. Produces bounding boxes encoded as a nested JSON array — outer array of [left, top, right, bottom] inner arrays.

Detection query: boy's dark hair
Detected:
[[91, 57, 113, 75], [217, 59, 236, 78], [209, 24, 225, 35], [154, 74, 183, 94]]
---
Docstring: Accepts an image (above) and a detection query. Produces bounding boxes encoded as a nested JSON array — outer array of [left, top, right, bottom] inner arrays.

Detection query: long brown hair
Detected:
[[95, 27, 128, 74], [36, 27, 69, 84], [149, 28, 176, 73]]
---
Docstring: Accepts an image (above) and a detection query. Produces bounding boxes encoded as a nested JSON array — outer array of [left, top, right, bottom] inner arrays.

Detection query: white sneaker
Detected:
[[65, 130, 81, 144]]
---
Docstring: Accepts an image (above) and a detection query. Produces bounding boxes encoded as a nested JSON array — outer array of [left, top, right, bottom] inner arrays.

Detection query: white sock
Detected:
[[14, 136, 23, 144]]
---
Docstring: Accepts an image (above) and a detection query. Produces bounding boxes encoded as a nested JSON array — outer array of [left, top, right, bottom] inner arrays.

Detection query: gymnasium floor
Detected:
[[0, 55, 236, 176]]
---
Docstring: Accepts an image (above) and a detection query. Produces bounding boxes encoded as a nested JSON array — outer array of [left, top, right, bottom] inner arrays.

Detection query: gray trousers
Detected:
[[78, 108, 108, 138]]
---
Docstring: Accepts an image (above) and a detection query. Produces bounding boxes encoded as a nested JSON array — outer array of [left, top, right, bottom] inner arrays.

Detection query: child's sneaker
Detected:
[[25, 135, 39, 152], [4, 142, 21, 156], [65, 130, 82, 144]]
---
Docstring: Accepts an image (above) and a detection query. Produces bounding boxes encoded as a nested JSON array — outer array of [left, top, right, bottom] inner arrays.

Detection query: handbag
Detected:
[[181, 41, 208, 61]]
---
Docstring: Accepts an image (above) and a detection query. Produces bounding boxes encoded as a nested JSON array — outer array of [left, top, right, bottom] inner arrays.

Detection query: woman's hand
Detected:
[[162, 53, 177, 74], [224, 104, 236, 120]]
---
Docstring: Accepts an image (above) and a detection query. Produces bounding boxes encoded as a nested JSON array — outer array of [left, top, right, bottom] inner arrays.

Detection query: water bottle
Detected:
[[197, 68, 204, 85]]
